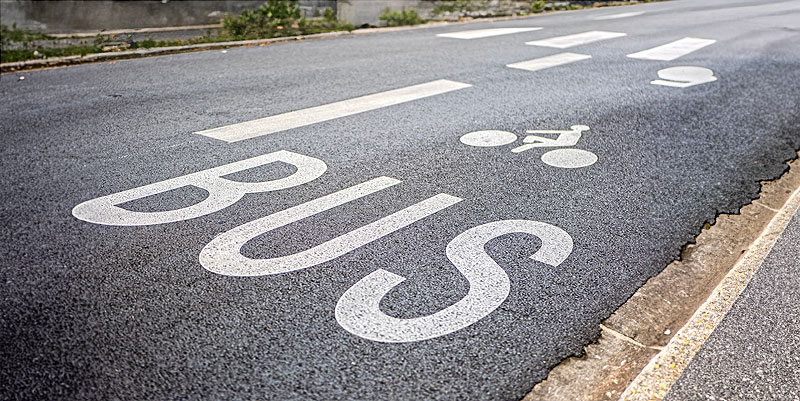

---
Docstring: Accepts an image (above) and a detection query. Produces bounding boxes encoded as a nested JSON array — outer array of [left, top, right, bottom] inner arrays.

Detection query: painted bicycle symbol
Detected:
[[459, 125, 598, 168]]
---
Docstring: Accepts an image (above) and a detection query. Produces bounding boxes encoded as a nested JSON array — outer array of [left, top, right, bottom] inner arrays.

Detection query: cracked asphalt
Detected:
[[1, 0, 799, 399]]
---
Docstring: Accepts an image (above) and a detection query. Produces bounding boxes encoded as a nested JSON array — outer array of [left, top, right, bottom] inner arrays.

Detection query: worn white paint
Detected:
[[199, 177, 462, 277], [335, 220, 573, 343], [436, 27, 542, 39], [651, 66, 717, 88], [195, 80, 472, 143], [540, 148, 598, 168], [72, 150, 326, 226], [459, 130, 518, 147], [627, 37, 716, 61], [592, 11, 645, 20], [525, 31, 626, 49], [507, 52, 592, 72], [511, 125, 589, 153]]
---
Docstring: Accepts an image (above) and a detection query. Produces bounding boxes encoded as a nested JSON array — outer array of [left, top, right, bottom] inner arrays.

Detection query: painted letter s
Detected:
[[335, 220, 573, 343]]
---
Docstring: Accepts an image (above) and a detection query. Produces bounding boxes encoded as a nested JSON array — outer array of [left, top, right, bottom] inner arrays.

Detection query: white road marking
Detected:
[[627, 37, 716, 61], [525, 31, 626, 49], [72, 150, 326, 226], [592, 11, 645, 20], [459, 130, 518, 147], [651, 66, 717, 88], [460, 125, 597, 167], [511, 125, 589, 153], [335, 220, 573, 343], [195, 79, 472, 143], [540, 148, 598, 168], [199, 177, 462, 277], [506, 52, 591, 72], [436, 27, 542, 39]]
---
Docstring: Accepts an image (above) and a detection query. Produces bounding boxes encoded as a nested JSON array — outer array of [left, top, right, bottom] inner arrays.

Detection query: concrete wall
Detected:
[[1, 0, 613, 34], [336, 0, 435, 27], [0, 0, 337, 34]]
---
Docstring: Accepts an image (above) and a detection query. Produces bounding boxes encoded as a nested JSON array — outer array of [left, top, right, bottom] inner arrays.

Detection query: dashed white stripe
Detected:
[[592, 11, 645, 20], [507, 52, 592, 72], [195, 80, 472, 143], [627, 37, 717, 61], [525, 30, 627, 49], [436, 27, 542, 39]]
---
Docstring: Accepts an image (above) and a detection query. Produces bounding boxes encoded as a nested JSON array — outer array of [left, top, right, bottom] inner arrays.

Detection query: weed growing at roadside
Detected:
[[298, 7, 354, 35], [1, 24, 51, 43], [222, 0, 352, 40], [379, 8, 424, 27], [222, 0, 302, 38], [1, 24, 104, 63]]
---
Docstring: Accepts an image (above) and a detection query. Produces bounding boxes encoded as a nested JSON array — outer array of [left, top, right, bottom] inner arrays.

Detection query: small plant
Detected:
[[297, 7, 354, 34], [0, 24, 106, 63], [222, 0, 303, 39], [0, 24, 52, 45], [138, 38, 158, 48], [221, 1, 352, 40], [323, 7, 336, 22], [530, 0, 546, 13], [379, 7, 424, 27], [0, 44, 105, 63]]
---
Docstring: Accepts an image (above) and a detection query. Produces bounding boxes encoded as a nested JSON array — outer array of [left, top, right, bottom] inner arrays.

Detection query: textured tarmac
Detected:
[[665, 208, 800, 401], [1, 0, 799, 399]]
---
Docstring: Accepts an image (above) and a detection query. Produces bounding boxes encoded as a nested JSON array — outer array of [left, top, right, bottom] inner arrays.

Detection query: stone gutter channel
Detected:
[[525, 151, 800, 401]]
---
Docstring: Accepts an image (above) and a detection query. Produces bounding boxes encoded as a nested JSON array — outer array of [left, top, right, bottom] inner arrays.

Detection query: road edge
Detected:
[[0, 2, 651, 73], [0, 31, 351, 73], [524, 151, 800, 401], [619, 162, 800, 400]]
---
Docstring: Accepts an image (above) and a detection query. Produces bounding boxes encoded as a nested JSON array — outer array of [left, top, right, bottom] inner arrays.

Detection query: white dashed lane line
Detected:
[[525, 30, 627, 49], [592, 11, 645, 20], [506, 52, 592, 72], [436, 27, 542, 39], [195, 79, 472, 143], [627, 37, 717, 61]]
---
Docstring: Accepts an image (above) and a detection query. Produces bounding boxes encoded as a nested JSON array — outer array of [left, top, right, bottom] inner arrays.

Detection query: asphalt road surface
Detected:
[[665, 207, 800, 401], [2, 0, 799, 400]]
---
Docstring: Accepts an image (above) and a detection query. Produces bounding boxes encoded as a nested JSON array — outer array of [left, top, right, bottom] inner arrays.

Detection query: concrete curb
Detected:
[[619, 159, 800, 400], [48, 24, 224, 39], [524, 152, 800, 401], [0, 31, 350, 73]]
